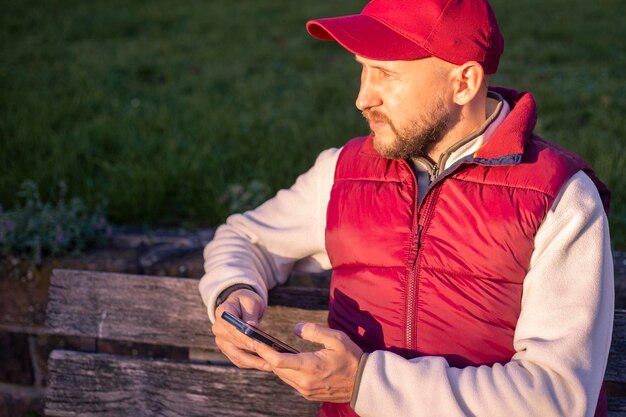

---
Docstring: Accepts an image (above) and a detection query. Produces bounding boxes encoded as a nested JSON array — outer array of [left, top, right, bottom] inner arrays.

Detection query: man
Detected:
[[199, 0, 614, 416]]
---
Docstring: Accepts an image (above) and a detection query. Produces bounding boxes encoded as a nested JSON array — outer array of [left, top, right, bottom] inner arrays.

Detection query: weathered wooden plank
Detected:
[[46, 350, 626, 417], [45, 270, 626, 388], [45, 350, 320, 417], [45, 269, 329, 351], [606, 310, 626, 384]]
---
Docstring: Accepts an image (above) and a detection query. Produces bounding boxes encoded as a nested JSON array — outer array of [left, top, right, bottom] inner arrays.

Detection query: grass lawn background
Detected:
[[1, 0, 625, 249]]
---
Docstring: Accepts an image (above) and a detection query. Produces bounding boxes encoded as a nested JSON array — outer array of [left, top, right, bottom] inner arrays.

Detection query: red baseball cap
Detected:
[[306, 0, 504, 74]]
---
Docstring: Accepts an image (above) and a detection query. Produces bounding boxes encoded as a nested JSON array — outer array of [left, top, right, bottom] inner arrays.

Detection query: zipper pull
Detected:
[[429, 165, 439, 182], [412, 224, 423, 267], [416, 224, 423, 250]]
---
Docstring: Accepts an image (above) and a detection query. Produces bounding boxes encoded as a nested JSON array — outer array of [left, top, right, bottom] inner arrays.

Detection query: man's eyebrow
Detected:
[[354, 56, 399, 74]]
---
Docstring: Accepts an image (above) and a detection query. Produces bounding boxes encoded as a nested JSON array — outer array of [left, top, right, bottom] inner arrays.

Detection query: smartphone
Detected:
[[221, 311, 299, 354]]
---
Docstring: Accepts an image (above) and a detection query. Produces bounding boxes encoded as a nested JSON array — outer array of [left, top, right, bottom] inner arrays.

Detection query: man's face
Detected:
[[355, 56, 454, 160]]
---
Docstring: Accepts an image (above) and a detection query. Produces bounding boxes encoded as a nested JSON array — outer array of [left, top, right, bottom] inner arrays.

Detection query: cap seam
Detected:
[[362, 12, 432, 54], [330, 20, 373, 43], [486, 25, 494, 50], [427, 0, 488, 63], [425, 0, 453, 46]]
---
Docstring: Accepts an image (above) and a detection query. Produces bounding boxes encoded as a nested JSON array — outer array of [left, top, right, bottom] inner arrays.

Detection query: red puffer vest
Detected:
[[318, 87, 610, 417]]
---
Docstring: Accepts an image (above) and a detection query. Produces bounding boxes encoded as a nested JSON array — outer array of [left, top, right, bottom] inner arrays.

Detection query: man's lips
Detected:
[[368, 119, 387, 131], [363, 110, 389, 132]]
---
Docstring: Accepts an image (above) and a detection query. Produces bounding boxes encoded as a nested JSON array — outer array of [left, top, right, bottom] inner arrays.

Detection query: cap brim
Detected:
[[306, 14, 431, 61]]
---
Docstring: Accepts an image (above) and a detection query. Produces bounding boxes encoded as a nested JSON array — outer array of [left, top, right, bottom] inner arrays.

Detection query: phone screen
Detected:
[[221, 311, 300, 354]]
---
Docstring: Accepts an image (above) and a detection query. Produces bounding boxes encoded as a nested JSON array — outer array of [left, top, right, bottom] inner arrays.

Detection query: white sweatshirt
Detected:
[[199, 98, 614, 417]]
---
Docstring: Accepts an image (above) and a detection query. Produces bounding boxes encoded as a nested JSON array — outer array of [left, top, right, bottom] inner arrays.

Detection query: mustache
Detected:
[[362, 109, 391, 124]]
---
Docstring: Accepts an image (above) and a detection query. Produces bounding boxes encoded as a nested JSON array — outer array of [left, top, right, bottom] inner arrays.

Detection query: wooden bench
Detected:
[[44, 269, 626, 416]]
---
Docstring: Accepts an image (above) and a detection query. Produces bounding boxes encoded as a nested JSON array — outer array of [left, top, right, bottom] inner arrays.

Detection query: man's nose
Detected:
[[355, 80, 382, 111]]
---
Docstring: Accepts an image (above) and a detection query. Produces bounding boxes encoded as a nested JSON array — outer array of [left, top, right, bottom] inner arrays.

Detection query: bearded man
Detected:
[[199, 1, 614, 416]]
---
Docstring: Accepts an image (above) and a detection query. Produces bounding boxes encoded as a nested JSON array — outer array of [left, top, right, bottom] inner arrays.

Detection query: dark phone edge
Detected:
[[221, 311, 299, 354]]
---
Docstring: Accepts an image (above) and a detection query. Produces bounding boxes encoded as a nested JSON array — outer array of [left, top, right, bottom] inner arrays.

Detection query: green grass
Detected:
[[1, 0, 625, 249], [491, 0, 626, 248]]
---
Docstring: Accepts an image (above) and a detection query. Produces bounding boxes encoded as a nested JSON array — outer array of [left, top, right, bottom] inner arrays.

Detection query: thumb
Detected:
[[240, 299, 264, 327], [295, 322, 345, 350]]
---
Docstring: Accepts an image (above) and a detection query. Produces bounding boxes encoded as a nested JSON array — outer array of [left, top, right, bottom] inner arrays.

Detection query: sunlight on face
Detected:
[[363, 95, 450, 159], [355, 56, 453, 159]]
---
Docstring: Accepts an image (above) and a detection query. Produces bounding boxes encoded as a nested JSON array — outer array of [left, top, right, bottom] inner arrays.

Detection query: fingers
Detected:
[[296, 322, 352, 351], [227, 288, 265, 326], [239, 295, 264, 327], [253, 339, 304, 371], [252, 322, 352, 370], [253, 342, 355, 402], [212, 316, 269, 371], [218, 339, 269, 371], [215, 298, 242, 320], [252, 325, 363, 403], [211, 291, 269, 372], [267, 371, 348, 402]]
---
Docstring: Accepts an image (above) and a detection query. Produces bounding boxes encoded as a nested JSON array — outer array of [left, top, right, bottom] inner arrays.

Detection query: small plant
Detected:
[[0, 180, 110, 264], [220, 179, 272, 214]]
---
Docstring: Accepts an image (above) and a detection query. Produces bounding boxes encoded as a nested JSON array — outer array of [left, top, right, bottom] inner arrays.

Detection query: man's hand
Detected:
[[212, 288, 268, 371], [253, 323, 364, 403]]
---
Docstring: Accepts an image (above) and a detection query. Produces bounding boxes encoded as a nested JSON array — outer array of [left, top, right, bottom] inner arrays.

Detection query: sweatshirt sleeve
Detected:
[[198, 147, 340, 323], [353, 171, 614, 417]]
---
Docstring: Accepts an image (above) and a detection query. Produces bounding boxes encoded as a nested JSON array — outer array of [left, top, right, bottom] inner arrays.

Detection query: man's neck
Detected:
[[428, 92, 494, 162]]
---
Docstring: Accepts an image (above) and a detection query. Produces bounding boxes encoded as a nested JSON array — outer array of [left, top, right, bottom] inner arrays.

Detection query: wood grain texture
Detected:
[[45, 350, 320, 417], [45, 269, 626, 414], [45, 269, 328, 352]]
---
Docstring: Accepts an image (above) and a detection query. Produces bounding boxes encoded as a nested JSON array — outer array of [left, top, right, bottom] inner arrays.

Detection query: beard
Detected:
[[363, 98, 451, 160]]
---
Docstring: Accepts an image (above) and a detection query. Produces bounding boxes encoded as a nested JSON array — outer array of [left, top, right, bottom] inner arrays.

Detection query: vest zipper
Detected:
[[405, 149, 460, 350], [404, 99, 505, 350], [406, 224, 422, 349], [405, 185, 442, 351]]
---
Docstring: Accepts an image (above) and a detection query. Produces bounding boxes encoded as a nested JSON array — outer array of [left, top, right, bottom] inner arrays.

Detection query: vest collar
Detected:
[[430, 90, 507, 174], [473, 87, 537, 164]]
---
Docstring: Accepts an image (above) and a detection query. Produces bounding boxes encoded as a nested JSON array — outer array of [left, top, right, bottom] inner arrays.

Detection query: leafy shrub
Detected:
[[219, 180, 272, 214], [0, 180, 110, 264]]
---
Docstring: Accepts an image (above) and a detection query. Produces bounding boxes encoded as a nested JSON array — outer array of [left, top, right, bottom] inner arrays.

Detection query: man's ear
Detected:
[[451, 61, 485, 106]]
